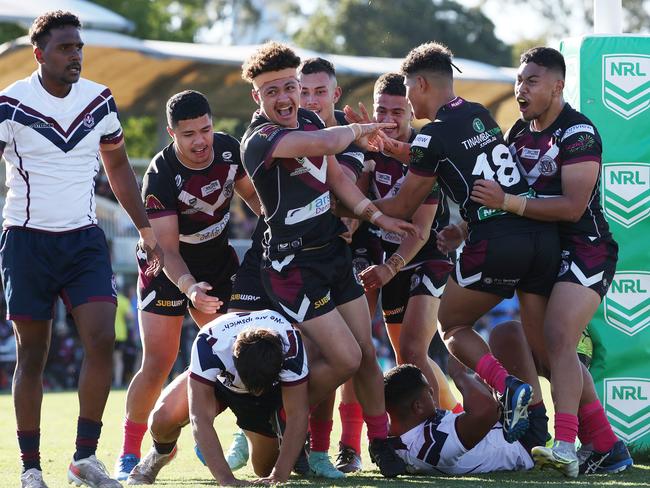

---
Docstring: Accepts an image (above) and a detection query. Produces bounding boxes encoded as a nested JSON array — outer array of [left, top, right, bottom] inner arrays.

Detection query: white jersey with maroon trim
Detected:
[[189, 310, 308, 394], [0, 72, 123, 231]]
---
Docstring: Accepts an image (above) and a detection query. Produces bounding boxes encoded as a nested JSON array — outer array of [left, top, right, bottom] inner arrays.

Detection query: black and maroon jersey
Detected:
[[142, 132, 244, 267], [366, 130, 450, 264], [333, 110, 365, 178], [506, 104, 610, 238], [241, 108, 346, 259], [408, 97, 536, 237]]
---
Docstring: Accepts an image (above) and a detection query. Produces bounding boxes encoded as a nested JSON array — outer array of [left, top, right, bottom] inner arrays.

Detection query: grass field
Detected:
[[1, 383, 648, 488]]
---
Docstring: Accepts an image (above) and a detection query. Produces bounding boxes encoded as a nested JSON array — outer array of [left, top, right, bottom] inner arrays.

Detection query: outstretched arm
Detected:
[[374, 171, 439, 220]]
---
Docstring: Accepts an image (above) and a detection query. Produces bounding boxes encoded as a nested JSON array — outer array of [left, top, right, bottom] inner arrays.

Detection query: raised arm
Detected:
[[374, 171, 439, 220]]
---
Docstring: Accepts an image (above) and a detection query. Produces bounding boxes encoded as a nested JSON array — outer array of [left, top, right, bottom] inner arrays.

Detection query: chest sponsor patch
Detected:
[[375, 171, 392, 185], [412, 134, 431, 148], [285, 192, 331, 225], [521, 147, 541, 159], [201, 180, 222, 197]]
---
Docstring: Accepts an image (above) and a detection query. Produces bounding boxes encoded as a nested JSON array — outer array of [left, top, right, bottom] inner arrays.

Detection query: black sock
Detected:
[[73, 417, 102, 461], [17, 430, 41, 472], [153, 440, 176, 455]]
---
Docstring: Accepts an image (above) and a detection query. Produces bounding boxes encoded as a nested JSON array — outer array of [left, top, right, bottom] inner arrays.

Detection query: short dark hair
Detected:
[[299, 57, 336, 78], [401, 42, 454, 78], [29, 11, 81, 49], [384, 364, 428, 416], [242, 42, 301, 83], [374, 73, 406, 97], [233, 328, 284, 395], [520, 47, 566, 79], [166, 90, 211, 127]]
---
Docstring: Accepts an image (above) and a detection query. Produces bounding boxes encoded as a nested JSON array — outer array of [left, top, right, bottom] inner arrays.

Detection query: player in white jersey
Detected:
[[0, 11, 162, 488], [127, 310, 310, 486], [384, 322, 549, 476]]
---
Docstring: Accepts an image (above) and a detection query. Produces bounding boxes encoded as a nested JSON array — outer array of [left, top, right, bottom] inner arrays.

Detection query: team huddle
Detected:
[[0, 10, 635, 488]]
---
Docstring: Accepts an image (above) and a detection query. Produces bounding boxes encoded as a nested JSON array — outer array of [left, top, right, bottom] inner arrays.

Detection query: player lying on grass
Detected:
[[385, 321, 549, 475], [126, 310, 312, 486]]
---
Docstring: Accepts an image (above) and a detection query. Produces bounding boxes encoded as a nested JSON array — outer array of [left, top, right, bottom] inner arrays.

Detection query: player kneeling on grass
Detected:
[[127, 310, 309, 486], [385, 321, 550, 475]]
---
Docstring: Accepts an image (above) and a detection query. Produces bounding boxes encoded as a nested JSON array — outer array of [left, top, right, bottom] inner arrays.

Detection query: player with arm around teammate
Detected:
[[115, 90, 260, 481], [0, 11, 162, 488]]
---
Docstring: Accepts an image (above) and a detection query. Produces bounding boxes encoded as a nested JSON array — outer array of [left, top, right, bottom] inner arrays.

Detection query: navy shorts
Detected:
[[0, 226, 116, 321], [382, 259, 453, 324], [556, 234, 618, 299], [214, 380, 281, 437], [453, 228, 560, 298], [138, 245, 238, 316], [262, 238, 364, 322], [349, 222, 384, 284], [229, 246, 275, 312]]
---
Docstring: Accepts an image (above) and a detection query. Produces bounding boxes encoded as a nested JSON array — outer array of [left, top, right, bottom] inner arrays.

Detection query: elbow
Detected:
[[567, 207, 585, 223]]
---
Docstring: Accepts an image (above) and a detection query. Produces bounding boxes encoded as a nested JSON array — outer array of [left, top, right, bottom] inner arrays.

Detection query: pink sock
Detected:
[[309, 419, 333, 453], [121, 418, 148, 458], [554, 412, 579, 444], [475, 353, 508, 394], [579, 400, 617, 453], [339, 402, 363, 454], [363, 412, 388, 441]]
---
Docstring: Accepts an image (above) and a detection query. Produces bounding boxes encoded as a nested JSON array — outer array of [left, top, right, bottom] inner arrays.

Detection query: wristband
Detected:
[[348, 123, 362, 139], [369, 210, 383, 224], [177, 273, 196, 295], [353, 198, 371, 217], [385, 253, 406, 275], [186, 283, 201, 297], [502, 194, 527, 216]]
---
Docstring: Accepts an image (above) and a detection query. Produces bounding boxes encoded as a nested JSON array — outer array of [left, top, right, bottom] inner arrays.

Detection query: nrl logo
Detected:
[[602, 163, 650, 228], [604, 378, 650, 443], [602, 54, 650, 120], [604, 271, 650, 336]]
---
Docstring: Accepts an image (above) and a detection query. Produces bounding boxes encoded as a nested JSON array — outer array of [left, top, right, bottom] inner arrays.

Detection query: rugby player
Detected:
[[240, 41, 416, 477], [114, 90, 261, 480], [470, 47, 633, 476], [127, 309, 310, 485], [0, 11, 163, 488], [366, 42, 560, 444], [384, 321, 548, 475]]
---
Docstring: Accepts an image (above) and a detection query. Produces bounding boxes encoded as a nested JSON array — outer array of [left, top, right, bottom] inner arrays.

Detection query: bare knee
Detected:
[[398, 342, 427, 367], [488, 321, 523, 353], [150, 402, 186, 441], [82, 326, 115, 355]]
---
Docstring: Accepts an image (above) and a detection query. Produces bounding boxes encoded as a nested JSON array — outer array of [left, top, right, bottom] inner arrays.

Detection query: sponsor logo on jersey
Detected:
[[472, 118, 485, 133], [410, 147, 425, 163], [222, 151, 232, 160], [313, 291, 331, 310], [602, 54, 650, 119], [460, 127, 500, 150], [30, 121, 54, 129], [145, 194, 165, 210], [258, 124, 281, 140], [603, 271, 650, 336], [561, 123, 595, 141], [412, 134, 431, 148], [384, 306, 404, 316], [179, 212, 230, 244], [285, 192, 330, 225], [376, 171, 392, 185], [521, 147, 541, 159], [343, 151, 364, 163], [83, 113, 95, 129], [602, 163, 650, 228], [155, 299, 184, 307], [201, 180, 222, 197], [230, 293, 260, 302], [175, 175, 183, 189], [565, 134, 596, 154], [604, 377, 650, 443]]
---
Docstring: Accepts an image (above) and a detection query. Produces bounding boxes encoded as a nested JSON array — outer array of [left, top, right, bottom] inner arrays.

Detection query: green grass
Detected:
[[1, 383, 648, 488]]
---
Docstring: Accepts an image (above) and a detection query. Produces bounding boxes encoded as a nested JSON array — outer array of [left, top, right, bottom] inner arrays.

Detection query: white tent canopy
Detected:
[[0, 0, 133, 32]]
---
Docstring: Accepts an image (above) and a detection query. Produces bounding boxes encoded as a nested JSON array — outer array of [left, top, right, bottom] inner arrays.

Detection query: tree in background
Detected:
[[293, 0, 512, 66]]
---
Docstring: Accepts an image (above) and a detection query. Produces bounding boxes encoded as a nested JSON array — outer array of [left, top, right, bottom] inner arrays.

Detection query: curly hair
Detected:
[[241, 42, 301, 83], [520, 47, 566, 79], [374, 73, 406, 97], [400, 42, 454, 78], [29, 10, 81, 49]]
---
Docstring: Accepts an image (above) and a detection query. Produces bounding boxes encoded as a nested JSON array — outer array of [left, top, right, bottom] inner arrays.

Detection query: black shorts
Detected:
[[382, 259, 453, 324], [349, 223, 384, 284], [262, 237, 364, 322], [214, 380, 281, 438], [229, 246, 275, 312], [556, 234, 618, 299], [453, 228, 560, 298], [138, 245, 239, 316]]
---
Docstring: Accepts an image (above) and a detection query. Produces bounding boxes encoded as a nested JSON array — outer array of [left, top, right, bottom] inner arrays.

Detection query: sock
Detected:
[[339, 402, 363, 454], [475, 353, 508, 394], [153, 440, 176, 455], [554, 412, 578, 444], [74, 417, 102, 461], [17, 430, 41, 472], [578, 400, 617, 453], [363, 412, 388, 442], [309, 419, 333, 453], [451, 402, 464, 414], [121, 418, 148, 458]]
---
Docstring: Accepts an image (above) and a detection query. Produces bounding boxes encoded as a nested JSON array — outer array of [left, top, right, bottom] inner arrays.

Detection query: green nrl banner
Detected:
[[560, 35, 650, 457]]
